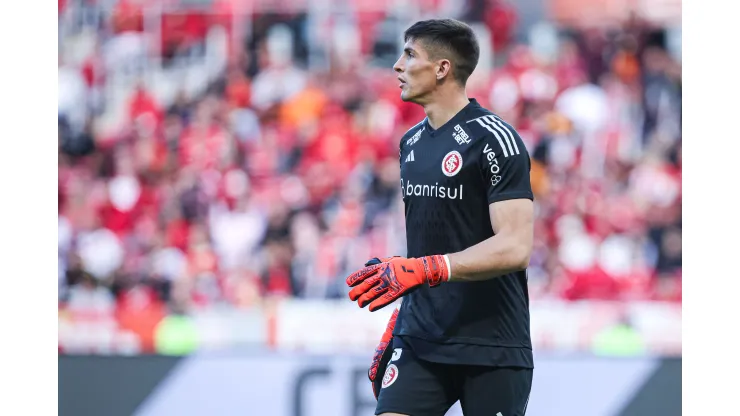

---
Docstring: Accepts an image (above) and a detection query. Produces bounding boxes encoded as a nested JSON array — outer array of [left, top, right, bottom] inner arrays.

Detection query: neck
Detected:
[[423, 88, 470, 130]]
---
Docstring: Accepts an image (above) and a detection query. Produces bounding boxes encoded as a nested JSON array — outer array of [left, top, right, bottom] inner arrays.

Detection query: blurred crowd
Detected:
[[58, 2, 681, 348]]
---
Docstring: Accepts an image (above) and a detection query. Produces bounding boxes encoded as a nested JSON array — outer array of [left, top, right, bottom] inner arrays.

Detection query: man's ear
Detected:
[[436, 59, 452, 81]]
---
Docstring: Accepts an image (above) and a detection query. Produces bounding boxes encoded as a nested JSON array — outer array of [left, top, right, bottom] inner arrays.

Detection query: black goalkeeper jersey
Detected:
[[393, 98, 534, 368]]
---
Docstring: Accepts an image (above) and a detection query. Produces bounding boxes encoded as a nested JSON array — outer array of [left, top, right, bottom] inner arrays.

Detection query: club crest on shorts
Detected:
[[381, 364, 399, 388], [442, 150, 463, 177]]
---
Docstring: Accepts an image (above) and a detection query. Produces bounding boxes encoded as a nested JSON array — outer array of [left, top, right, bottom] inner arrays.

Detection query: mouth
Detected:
[[398, 77, 406, 88]]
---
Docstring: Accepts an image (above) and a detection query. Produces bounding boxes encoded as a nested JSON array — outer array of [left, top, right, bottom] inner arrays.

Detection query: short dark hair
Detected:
[[404, 19, 480, 85]]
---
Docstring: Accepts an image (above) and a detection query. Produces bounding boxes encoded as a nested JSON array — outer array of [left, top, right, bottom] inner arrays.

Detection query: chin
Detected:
[[400, 91, 417, 103]]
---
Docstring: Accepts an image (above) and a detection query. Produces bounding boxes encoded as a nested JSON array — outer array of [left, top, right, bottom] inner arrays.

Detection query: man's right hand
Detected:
[[364, 256, 400, 399], [369, 307, 399, 399], [365, 256, 400, 266]]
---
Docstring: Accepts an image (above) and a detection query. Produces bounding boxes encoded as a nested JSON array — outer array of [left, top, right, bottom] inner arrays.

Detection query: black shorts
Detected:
[[375, 339, 533, 416]]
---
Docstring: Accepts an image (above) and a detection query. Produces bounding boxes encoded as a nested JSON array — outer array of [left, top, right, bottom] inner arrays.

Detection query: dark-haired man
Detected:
[[345, 19, 535, 416]]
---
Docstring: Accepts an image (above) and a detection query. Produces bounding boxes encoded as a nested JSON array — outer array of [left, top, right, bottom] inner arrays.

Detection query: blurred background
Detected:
[[57, 0, 681, 415]]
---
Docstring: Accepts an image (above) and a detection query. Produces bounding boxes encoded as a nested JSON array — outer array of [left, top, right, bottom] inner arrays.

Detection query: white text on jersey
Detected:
[[452, 124, 470, 145], [401, 179, 463, 200], [406, 127, 425, 146], [483, 143, 503, 186]]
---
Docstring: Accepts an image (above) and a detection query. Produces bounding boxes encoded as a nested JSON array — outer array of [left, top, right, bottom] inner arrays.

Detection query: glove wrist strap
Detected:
[[422, 254, 450, 287]]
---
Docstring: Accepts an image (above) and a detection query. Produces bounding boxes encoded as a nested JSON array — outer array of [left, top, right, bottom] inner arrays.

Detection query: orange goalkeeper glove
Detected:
[[346, 255, 450, 312], [369, 307, 398, 399]]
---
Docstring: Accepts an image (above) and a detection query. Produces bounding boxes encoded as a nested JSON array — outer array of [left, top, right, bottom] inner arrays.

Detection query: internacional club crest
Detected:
[[442, 150, 463, 177]]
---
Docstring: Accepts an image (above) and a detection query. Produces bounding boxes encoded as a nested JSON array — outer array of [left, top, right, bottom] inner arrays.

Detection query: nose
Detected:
[[393, 56, 404, 74]]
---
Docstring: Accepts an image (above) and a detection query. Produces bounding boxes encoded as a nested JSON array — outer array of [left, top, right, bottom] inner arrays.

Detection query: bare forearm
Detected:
[[446, 233, 531, 282]]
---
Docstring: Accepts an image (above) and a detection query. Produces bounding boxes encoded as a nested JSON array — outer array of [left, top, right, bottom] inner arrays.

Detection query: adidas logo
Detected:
[[405, 150, 415, 163]]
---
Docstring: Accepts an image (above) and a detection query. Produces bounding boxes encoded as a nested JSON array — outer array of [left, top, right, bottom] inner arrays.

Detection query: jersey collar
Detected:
[[424, 98, 481, 137]]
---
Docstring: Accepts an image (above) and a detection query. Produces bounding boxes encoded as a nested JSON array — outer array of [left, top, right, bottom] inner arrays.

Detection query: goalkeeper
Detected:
[[345, 18, 535, 416]]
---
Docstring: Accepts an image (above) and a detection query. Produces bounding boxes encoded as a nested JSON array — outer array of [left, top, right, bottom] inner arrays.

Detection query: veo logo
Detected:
[[482, 143, 502, 187]]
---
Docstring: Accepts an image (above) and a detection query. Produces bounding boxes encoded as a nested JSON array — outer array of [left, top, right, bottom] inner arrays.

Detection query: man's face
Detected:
[[393, 40, 439, 103]]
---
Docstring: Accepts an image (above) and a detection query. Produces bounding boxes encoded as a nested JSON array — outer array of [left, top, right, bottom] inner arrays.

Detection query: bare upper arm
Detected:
[[489, 198, 534, 247]]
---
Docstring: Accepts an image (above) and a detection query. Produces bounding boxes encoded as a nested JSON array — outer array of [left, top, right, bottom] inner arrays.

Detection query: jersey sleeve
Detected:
[[475, 117, 534, 204], [399, 139, 403, 169]]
